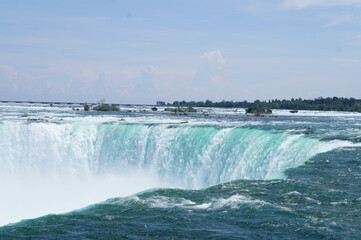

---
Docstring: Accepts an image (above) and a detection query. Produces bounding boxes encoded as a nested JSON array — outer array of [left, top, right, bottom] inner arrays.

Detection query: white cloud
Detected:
[[283, 0, 361, 9], [332, 58, 361, 66], [0, 65, 20, 90], [323, 13, 359, 27], [77, 69, 101, 85], [192, 50, 231, 100], [201, 50, 226, 66]]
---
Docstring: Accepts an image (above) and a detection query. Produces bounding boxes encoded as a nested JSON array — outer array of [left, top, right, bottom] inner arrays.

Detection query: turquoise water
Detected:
[[0, 103, 360, 239]]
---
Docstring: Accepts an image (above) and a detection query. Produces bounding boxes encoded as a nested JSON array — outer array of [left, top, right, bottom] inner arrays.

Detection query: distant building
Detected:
[[156, 101, 166, 106]]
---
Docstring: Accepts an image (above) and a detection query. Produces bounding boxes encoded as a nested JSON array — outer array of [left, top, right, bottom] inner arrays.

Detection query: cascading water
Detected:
[[0, 120, 346, 225], [0, 121, 339, 186]]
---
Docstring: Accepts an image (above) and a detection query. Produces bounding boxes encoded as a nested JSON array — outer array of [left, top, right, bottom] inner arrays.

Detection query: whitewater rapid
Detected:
[[2, 103, 361, 226], [1, 121, 345, 184], [0, 118, 352, 226]]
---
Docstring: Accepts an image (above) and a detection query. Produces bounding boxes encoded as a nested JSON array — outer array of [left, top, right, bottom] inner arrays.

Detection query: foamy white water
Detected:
[[0, 103, 359, 226]]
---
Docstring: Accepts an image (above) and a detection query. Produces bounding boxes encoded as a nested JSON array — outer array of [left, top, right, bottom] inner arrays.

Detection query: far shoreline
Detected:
[[1, 96, 361, 113]]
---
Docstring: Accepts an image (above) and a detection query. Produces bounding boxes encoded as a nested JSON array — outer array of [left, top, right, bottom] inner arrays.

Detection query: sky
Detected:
[[0, 0, 361, 104]]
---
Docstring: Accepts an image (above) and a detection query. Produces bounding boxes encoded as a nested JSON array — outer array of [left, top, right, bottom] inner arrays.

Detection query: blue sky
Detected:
[[1, 0, 361, 104]]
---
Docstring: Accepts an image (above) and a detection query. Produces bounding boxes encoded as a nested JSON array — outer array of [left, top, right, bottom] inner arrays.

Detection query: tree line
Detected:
[[170, 97, 361, 112]]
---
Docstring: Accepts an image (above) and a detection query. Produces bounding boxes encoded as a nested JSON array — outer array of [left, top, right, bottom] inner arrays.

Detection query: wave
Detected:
[[107, 193, 293, 213]]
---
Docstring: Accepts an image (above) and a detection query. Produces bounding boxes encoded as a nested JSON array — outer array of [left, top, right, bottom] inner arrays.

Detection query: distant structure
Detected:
[[156, 101, 166, 106]]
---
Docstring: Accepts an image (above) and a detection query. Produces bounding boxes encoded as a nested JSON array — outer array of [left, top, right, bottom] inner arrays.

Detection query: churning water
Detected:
[[0, 103, 361, 239]]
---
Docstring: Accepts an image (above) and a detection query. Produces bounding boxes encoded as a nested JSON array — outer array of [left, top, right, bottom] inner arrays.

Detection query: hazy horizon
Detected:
[[1, 95, 360, 106]]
